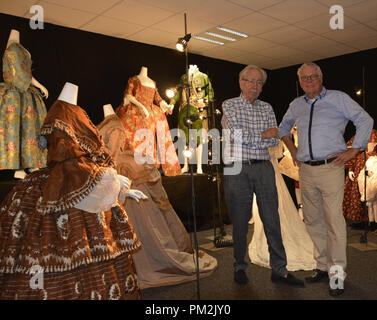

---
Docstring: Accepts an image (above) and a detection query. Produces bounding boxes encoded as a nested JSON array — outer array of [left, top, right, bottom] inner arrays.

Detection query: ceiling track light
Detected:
[[216, 26, 248, 38], [176, 33, 192, 52]]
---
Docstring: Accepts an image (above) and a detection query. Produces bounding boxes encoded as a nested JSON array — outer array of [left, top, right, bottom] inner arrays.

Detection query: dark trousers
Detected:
[[224, 161, 287, 276]]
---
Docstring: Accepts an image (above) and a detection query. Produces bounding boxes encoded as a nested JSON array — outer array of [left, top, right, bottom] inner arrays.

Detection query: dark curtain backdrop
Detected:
[[0, 13, 245, 130], [0, 12, 376, 158]]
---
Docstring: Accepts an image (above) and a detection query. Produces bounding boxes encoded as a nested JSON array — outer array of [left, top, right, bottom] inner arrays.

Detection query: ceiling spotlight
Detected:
[[356, 89, 362, 96], [166, 87, 177, 99], [176, 33, 191, 52], [183, 147, 193, 158]]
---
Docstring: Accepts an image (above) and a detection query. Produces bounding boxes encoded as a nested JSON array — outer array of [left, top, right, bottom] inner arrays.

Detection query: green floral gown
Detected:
[[0, 42, 47, 170]]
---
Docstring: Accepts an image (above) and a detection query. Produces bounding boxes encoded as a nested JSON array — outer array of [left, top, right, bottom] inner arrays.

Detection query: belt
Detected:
[[242, 159, 266, 165], [304, 157, 336, 166]]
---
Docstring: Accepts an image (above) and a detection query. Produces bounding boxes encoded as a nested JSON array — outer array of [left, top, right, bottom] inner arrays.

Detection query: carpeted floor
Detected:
[[141, 223, 377, 301]]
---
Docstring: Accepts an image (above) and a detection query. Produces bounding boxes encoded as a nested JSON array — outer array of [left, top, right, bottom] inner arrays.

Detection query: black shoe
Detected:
[[271, 273, 305, 287], [234, 269, 248, 284], [329, 284, 345, 297], [305, 269, 329, 283], [329, 277, 345, 297]]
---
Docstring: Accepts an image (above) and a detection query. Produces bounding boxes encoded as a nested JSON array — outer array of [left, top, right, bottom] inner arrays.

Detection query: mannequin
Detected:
[[116, 66, 181, 176], [98, 105, 217, 289], [58, 82, 78, 104], [170, 64, 214, 174], [1, 29, 49, 179], [358, 147, 377, 223], [0, 86, 142, 300], [343, 129, 377, 223], [123, 67, 174, 117]]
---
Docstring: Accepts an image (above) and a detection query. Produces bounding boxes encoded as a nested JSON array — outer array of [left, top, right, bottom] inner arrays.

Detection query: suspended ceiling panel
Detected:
[[1, 0, 376, 70]]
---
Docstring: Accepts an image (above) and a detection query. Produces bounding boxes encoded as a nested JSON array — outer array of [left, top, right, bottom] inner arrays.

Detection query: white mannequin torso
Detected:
[[136, 66, 155, 88], [103, 104, 115, 118], [7, 29, 20, 48], [58, 82, 78, 105]]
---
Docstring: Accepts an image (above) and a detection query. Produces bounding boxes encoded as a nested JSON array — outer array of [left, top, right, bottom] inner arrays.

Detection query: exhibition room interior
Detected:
[[0, 0, 376, 301]]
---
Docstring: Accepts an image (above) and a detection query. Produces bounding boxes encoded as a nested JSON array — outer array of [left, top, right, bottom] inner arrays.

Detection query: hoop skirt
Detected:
[[0, 42, 47, 170], [249, 145, 316, 271], [0, 100, 141, 300], [98, 114, 217, 288]]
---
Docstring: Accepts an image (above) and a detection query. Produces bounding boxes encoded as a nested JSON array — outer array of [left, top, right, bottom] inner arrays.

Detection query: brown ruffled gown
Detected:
[[97, 114, 217, 289], [0, 100, 141, 300], [343, 129, 377, 222]]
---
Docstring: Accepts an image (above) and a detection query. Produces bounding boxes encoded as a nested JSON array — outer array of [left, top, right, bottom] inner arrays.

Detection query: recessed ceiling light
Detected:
[[193, 36, 224, 45], [204, 31, 236, 41], [216, 26, 248, 38]]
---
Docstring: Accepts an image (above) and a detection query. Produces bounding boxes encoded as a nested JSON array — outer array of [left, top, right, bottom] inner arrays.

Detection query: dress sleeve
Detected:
[[154, 86, 163, 105], [123, 77, 136, 98], [206, 75, 214, 101]]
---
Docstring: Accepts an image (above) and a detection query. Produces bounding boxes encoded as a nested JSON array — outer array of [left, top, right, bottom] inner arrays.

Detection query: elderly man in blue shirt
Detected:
[[222, 64, 304, 287], [279, 62, 374, 297]]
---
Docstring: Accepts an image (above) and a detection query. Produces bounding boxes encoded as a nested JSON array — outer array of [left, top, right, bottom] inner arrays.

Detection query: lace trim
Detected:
[[0, 241, 141, 274], [34, 165, 106, 215], [40, 119, 113, 165]]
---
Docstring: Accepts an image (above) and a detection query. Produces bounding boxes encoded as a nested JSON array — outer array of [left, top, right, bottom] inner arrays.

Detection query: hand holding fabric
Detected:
[[349, 171, 355, 181]]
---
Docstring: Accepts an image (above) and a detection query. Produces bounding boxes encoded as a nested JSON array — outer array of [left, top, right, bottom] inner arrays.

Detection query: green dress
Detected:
[[0, 42, 47, 170], [171, 70, 214, 145]]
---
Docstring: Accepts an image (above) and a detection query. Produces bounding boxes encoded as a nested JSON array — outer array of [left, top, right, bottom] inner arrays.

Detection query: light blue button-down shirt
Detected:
[[278, 86, 374, 162]]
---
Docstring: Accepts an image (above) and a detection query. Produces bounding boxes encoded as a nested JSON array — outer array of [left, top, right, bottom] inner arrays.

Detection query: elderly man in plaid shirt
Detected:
[[222, 64, 304, 286]]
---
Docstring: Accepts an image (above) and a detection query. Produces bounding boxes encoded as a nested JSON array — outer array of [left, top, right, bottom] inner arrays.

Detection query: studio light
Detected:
[[182, 146, 193, 158], [176, 33, 191, 52], [165, 87, 177, 99]]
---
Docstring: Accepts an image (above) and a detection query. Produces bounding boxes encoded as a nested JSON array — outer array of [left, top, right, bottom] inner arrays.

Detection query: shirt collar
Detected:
[[304, 86, 327, 103], [240, 93, 261, 107]]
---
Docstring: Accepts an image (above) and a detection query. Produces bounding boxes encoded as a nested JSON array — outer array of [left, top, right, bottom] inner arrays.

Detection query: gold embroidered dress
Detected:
[[0, 42, 47, 170]]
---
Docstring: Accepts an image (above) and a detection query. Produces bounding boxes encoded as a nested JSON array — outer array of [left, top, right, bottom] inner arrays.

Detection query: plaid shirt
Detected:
[[222, 93, 279, 161]]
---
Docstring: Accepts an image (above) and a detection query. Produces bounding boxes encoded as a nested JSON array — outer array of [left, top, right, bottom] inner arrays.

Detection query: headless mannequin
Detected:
[[123, 66, 173, 117], [181, 64, 204, 174], [103, 103, 115, 118], [349, 142, 377, 181], [58, 82, 78, 105], [8, 29, 49, 179]]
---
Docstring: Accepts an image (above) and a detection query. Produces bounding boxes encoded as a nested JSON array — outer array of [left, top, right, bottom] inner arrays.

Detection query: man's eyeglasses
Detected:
[[242, 78, 264, 86], [300, 74, 320, 82]]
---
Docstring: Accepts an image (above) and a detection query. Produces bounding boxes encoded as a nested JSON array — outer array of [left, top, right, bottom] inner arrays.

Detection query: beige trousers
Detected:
[[299, 162, 347, 278]]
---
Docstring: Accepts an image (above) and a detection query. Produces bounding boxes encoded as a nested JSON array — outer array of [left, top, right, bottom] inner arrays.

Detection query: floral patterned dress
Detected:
[[0, 100, 141, 300], [116, 76, 181, 176], [343, 129, 377, 221], [0, 42, 47, 170]]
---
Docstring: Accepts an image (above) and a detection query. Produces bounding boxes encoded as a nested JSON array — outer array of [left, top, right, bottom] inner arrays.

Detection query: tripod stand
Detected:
[[206, 99, 233, 248]]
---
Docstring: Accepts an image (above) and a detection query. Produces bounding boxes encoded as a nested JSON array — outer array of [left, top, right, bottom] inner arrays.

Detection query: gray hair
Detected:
[[239, 64, 267, 84], [297, 62, 323, 78]]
